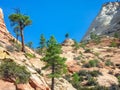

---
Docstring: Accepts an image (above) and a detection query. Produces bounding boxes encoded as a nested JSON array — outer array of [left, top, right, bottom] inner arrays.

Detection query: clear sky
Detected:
[[0, 0, 116, 47]]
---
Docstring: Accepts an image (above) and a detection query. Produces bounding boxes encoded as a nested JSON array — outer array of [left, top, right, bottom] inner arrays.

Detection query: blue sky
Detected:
[[0, 0, 116, 47]]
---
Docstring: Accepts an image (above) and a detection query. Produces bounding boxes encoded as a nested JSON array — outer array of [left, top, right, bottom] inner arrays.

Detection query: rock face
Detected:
[[0, 8, 9, 34], [82, 2, 120, 41]]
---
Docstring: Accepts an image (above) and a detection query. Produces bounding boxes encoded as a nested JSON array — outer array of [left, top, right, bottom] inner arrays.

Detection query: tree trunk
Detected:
[[51, 64, 55, 90], [20, 28, 25, 52]]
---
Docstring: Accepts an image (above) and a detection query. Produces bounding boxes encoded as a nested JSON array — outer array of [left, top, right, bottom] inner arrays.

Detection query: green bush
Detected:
[[90, 33, 101, 44], [84, 48, 91, 53], [84, 59, 99, 68], [88, 70, 102, 77], [109, 41, 117, 47], [0, 59, 30, 84], [78, 70, 88, 76], [87, 77, 97, 86], [117, 75, 120, 84], [25, 53, 36, 59], [105, 60, 113, 66]]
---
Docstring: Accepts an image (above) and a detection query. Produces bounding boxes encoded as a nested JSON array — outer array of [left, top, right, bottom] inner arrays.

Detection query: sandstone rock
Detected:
[[97, 74, 118, 87], [29, 74, 50, 90], [0, 79, 16, 90], [16, 83, 34, 90], [62, 39, 74, 46]]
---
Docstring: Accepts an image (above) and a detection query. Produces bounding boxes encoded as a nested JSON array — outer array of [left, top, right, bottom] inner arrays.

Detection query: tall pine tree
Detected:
[[42, 36, 67, 90]]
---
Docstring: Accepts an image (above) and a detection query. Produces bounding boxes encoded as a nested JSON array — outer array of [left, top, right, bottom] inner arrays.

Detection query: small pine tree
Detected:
[[42, 36, 67, 90], [65, 33, 69, 39], [37, 34, 46, 55]]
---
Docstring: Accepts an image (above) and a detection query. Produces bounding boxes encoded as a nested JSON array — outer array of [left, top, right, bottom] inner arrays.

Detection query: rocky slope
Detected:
[[0, 8, 76, 90], [83, 2, 120, 41]]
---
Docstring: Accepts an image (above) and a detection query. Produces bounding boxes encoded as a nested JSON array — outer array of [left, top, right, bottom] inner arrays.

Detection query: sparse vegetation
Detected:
[[105, 60, 113, 66], [66, 70, 102, 89], [84, 59, 99, 68], [90, 32, 101, 44], [109, 41, 117, 47], [0, 58, 30, 84], [25, 52, 36, 59]]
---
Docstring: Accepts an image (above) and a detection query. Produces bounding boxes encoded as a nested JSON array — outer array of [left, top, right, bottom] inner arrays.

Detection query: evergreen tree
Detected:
[[9, 9, 32, 52], [42, 36, 67, 90], [65, 33, 69, 39], [37, 34, 46, 55]]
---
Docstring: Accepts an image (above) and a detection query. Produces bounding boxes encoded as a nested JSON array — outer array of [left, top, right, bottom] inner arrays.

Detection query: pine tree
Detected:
[[65, 33, 69, 39], [42, 36, 67, 90], [9, 9, 32, 52], [37, 34, 46, 55]]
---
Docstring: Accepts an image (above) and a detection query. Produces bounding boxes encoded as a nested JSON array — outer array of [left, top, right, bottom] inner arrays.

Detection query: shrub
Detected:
[[90, 33, 101, 44], [84, 48, 91, 53], [78, 70, 87, 76], [105, 60, 113, 66], [109, 41, 117, 47], [84, 59, 99, 68], [25, 53, 36, 59], [87, 77, 97, 86], [88, 70, 102, 77], [0, 59, 30, 84], [6, 45, 14, 52], [74, 55, 82, 60], [117, 75, 120, 84]]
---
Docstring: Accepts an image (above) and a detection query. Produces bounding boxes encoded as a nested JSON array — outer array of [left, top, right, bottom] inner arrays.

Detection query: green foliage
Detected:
[[26, 41, 33, 49], [74, 55, 82, 60], [25, 53, 36, 59], [87, 76, 97, 86], [109, 41, 117, 47], [42, 36, 67, 90], [65, 33, 69, 39], [37, 34, 46, 55], [105, 60, 113, 66], [84, 48, 91, 53], [90, 32, 101, 44], [72, 73, 80, 87], [0, 59, 30, 84], [73, 40, 80, 52], [84, 59, 99, 68], [114, 32, 119, 38], [79, 41, 87, 49], [88, 70, 102, 77], [42, 36, 67, 77], [78, 70, 88, 76], [9, 9, 32, 52], [117, 75, 120, 84]]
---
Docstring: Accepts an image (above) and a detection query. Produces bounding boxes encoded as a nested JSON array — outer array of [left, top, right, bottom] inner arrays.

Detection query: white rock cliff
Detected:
[[83, 2, 120, 41]]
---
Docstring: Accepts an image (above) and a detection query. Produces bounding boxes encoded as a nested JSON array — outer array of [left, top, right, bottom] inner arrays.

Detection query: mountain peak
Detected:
[[82, 2, 120, 41]]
